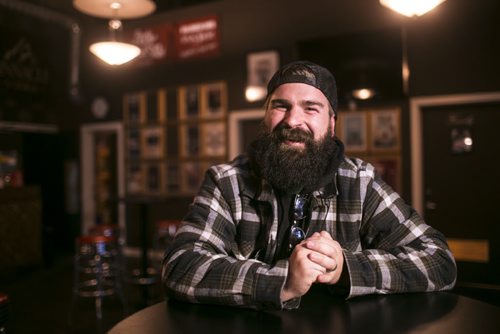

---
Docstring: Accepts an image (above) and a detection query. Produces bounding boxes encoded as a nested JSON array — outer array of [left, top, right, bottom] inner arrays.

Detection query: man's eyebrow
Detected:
[[270, 99, 325, 107], [302, 100, 325, 108], [270, 98, 290, 105]]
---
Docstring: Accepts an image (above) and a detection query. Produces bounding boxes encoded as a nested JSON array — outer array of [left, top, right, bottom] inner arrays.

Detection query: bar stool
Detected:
[[0, 293, 8, 333], [88, 223, 121, 238], [88, 224, 125, 275], [68, 235, 128, 333]]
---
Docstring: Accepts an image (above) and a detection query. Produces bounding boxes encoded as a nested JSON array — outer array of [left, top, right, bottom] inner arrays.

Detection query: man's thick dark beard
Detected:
[[252, 123, 337, 194]]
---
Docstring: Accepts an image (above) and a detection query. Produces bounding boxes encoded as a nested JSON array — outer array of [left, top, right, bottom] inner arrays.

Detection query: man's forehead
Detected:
[[269, 98, 326, 107], [270, 83, 329, 101]]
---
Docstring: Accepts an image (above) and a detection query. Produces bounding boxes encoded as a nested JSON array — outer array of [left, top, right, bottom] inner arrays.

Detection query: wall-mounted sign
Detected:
[[128, 15, 220, 66], [174, 15, 220, 60], [0, 25, 66, 123], [129, 23, 173, 65]]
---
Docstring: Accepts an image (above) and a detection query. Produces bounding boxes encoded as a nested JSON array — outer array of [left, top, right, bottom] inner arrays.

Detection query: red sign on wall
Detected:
[[129, 22, 174, 65], [128, 15, 220, 66], [174, 15, 220, 60]]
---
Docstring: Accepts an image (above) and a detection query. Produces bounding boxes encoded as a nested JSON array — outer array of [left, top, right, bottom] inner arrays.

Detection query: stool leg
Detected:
[[95, 254, 103, 321]]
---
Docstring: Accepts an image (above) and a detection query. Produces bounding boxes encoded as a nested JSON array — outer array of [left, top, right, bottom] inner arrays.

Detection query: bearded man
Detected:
[[162, 61, 456, 310]]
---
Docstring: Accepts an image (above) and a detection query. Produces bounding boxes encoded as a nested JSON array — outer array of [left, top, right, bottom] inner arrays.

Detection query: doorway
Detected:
[[80, 122, 125, 239], [411, 93, 500, 287]]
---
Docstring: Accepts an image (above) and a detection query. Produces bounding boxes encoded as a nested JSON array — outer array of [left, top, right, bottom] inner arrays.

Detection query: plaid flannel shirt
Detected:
[[162, 154, 456, 309]]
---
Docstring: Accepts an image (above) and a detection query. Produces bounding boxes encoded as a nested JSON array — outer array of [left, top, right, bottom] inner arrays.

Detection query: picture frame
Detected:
[[124, 92, 144, 124], [180, 161, 204, 194], [141, 126, 165, 159], [126, 164, 143, 194], [368, 156, 402, 194], [337, 111, 368, 152], [126, 127, 141, 161], [200, 82, 227, 119], [246, 50, 279, 101], [201, 121, 226, 157], [165, 162, 181, 193], [179, 124, 200, 158], [178, 85, 201, 120], [369, 108, 400, 153], [143, 162, 165, 194], [142, 89, 167, 124], [228, 109, 265, 159]]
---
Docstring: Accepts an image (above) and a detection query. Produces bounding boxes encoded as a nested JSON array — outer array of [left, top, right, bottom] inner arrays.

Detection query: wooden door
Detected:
[[422, 101, 500, 287]]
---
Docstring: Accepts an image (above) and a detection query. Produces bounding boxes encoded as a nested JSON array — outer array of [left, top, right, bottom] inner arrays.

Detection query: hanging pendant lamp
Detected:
[[89, 19, 141, 65], [379, 0, 447, 17], [73, 0, 156, 65]]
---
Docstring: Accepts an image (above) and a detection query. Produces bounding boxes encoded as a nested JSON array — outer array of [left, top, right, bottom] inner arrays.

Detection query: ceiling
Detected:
[[1, 0, 219, 25]]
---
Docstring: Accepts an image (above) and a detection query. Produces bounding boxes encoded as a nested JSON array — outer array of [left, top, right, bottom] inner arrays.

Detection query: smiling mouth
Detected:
[[282, 139, 306, 149]]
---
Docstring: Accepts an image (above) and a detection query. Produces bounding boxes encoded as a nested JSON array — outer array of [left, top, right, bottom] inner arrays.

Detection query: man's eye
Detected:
[[305, 107, 319, 113], [274, 105, 288, 111]]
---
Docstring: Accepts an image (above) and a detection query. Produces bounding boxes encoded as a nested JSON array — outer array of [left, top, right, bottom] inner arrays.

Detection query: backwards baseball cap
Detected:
[[266, 60, 338, 117]]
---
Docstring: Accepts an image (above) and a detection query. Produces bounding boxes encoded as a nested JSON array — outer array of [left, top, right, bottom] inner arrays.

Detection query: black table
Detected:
[[109, 287, 500, 334]]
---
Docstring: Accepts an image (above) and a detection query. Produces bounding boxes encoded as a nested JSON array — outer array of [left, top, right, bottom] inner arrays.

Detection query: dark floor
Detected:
[[2, 253, 500, 333], [1, 252, 165, 334]]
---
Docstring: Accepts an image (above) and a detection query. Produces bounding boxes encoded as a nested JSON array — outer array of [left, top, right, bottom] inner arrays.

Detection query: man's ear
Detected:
[[330, 116, 336, 137]]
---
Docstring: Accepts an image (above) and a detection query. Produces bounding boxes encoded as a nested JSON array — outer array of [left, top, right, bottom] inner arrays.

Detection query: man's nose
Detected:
[[283, 107, 304, 127]]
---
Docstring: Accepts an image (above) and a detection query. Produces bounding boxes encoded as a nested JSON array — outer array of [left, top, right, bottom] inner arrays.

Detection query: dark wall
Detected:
[[407, 0, 500, 96], [75, 0, 500, 121]]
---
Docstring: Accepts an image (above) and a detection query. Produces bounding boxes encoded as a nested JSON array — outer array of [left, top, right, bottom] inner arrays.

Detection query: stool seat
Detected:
[[78, 235, 115, 244], [88, 224, 121, 238], [69, 234, 128, 331]]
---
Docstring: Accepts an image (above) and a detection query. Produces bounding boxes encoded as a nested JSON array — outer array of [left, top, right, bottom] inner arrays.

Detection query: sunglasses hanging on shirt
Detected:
[[288, 193, 310, 251]]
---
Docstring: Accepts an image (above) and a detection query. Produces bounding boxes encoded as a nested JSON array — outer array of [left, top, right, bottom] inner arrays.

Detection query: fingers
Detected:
[[282, 244, 327, 300], [304, 234, 338, 259], [302, 231, 344, 284], [293, 243, 327, 274], [307, 251, 337, 272], [316, 270, 340, 284]]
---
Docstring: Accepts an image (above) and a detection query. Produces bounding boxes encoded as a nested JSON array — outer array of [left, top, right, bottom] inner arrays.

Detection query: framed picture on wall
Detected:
[[247, 50, 279, 90], [127, 127, 141, 161], [143, 163, 164, 194], [368, 156, 401, 193], [126, 164, 143, 194], [142, 89, 167, 124], [165, 162, 181, 193], [180, 161, 204, 194], [201, 82, 227, 119], [369, 108, 400, 152], [201, 121, 226, 157], [179, 124, 200, 158], [228, 109, 265, 159], [178, 85, 201, 120], [141, 126, 165, 159], [124, 93, 143, 124], [338, 111, 368, 152]]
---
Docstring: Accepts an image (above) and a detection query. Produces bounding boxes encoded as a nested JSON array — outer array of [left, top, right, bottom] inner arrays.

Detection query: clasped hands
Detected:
[[281, 231, 344, 302]]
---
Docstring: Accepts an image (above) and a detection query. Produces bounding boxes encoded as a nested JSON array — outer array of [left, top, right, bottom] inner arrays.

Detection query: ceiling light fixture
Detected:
[[352, 88, 376, 100], [379, 0, 447, 17], [89, 19, 141, 65], [73, 0, 156, 65]]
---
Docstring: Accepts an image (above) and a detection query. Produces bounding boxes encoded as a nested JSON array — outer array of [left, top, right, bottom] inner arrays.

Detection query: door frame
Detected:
[[80, 122, 125, 235], [410, 92, 500, 216]]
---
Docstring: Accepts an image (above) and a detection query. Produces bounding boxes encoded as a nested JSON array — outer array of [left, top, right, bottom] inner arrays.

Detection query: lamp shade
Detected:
[[89, 41, 141, 65], [380, 0, 447, 17]]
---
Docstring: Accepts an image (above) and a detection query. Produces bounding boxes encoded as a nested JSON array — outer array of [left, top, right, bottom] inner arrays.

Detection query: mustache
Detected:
[[271, 125, 313, 143]]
